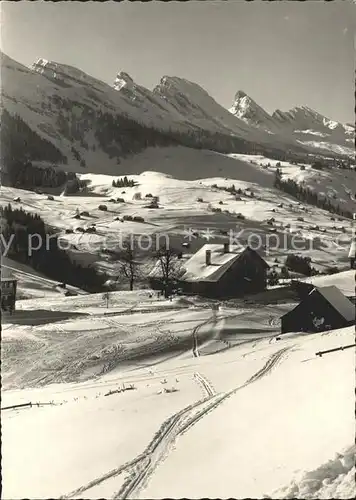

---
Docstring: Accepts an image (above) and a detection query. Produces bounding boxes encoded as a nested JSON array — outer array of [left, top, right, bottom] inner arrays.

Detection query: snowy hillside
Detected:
[[1, 148, 354, 277]]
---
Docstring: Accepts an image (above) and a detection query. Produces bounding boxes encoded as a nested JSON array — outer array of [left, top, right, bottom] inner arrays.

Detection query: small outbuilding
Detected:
[[1, 266, 17, 313], [281, 285, 355, 334]]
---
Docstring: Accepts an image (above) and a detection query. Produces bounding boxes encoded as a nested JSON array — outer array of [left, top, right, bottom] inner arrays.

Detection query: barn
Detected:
[[281, 285, 355, 334], [1, 266, 17, 313]]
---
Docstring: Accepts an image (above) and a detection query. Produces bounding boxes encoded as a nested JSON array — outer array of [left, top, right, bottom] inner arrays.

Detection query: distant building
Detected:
[[281, 285, 355, 334], [1, 267, 17, 313], [149, 243, 269, 299], [348, 239, 355, 269]]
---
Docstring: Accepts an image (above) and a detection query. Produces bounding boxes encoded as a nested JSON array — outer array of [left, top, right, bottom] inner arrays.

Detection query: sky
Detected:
[[1, 1, 355, 124]]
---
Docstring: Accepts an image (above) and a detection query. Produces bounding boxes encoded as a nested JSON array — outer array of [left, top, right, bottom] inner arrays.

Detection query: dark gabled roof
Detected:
[[312, 286, 355, 323], [281, 285, 355, 323]]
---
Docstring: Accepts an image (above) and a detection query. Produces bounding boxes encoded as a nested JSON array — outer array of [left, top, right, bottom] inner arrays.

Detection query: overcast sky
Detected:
[[1, 1, 354, 123]]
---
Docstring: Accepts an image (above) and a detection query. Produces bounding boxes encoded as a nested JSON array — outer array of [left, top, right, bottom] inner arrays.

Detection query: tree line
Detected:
[[1, 109, 67, 178], [274, 169, 354, 219], [1, 205, 107, 292]]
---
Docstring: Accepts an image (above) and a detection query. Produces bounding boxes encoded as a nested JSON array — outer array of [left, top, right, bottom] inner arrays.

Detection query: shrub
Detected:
[[133, 216, 144, 222], [197, 197, 204, 202], [325, 266, 340, 275], [267, 269, 279, 286], [98, 204, 108, 211]]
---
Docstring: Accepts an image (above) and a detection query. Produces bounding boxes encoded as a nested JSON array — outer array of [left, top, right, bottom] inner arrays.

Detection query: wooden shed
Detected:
[[281, 285, 355, 334]]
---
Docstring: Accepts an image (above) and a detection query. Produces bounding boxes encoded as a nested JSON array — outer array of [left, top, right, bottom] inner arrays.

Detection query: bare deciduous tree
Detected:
[[115, 238, 142, 291], [154, 245, 182, 298]]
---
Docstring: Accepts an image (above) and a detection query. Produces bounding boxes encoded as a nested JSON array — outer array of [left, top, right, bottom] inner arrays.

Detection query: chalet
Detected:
[[1, 266, 17, 313], [149, 243, 269, 299], [281, 285, 355, 334]]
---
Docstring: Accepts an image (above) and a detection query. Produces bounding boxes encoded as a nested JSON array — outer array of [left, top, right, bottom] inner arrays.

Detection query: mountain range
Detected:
[[1, 52, 354, 178]]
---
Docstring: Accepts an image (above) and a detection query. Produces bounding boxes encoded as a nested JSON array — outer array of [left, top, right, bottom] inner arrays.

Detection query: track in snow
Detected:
[[117, 347, 292, 499], [193, 372, 216, 397], [60, 346, 291, 500]]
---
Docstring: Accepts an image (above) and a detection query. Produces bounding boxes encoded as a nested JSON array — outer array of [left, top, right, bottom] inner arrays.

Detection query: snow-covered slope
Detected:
[[2, 292, 354, 499]]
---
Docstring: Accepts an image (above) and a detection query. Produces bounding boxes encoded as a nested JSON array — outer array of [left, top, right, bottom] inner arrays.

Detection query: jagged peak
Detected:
[[155, 76, 211, 97], [32, 57, 87, 82], [114, 71, 135, 90], [234, 90, 248, 100], [229, 90, 273, 128]]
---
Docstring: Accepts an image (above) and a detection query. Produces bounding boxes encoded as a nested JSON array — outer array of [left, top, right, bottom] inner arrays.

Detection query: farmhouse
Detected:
[[1, 266, 17, 313], [281, 285, 355, 334], [149, 243, 269, 299]]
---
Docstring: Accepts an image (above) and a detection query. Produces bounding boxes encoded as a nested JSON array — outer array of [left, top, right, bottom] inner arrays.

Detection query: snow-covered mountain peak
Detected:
[[31, 57, 109, 93], [155, 76, 213, 99], [229, 90, 274, 128], [272, 105, 352, 134], [32, 58, 86, 81], [113, 71, 134, 90], [234, 90, 248, 99]]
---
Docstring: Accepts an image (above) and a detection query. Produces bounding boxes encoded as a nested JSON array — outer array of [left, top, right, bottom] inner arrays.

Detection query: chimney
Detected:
[[223, 242, 229, 253], [205, 249, 211, 266]]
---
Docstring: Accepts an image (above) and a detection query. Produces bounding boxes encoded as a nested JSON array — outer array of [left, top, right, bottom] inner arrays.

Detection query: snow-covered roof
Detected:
[[180, 244, 244, 283], [178, 243, 268, 283], [312, 286, 355, 323]]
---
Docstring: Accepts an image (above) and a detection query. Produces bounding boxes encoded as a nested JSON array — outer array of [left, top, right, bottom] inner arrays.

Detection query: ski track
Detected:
[[60, 346, 292, 500], [193, 372, 216, 397]]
